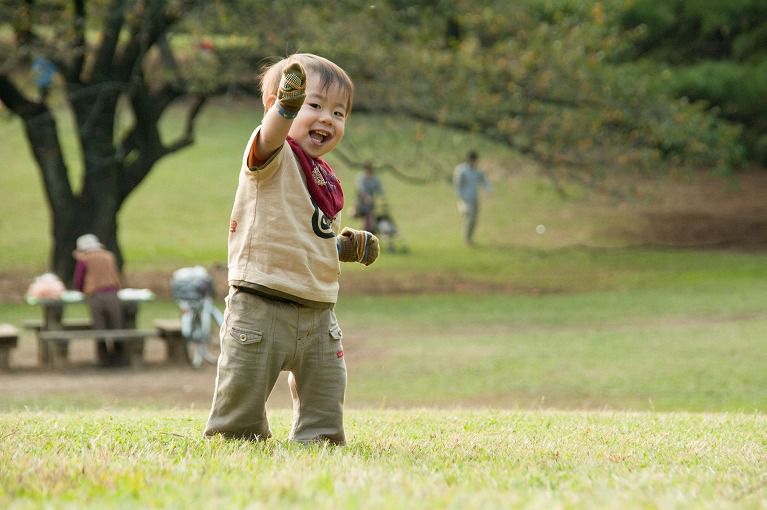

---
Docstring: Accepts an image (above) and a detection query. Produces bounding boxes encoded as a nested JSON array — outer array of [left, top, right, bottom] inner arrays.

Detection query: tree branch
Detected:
[[91, 0, 125, 81], [66, 0, 87, 82], [162, 95, 207, 155], [333, 147, 441, 185], [0, 74, 75, 214], [119, 78, 180, 163], [13, 0, 37, 46], [0, 73, 39, 116], [116, 0, 179, 82], [156, 32, 182, 84], [117, 82, 208, 203]]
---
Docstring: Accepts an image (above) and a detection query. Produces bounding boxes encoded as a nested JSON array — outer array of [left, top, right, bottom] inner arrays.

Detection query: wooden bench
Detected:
[[23, 318, 93, 365], [153, 319, 187, 365], [22, 318, 93, 331], [38, 328, 156, 368], [0, 323, 19, 371]]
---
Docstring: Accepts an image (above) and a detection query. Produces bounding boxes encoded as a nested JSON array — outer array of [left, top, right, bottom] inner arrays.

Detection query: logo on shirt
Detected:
[[229, 219, 238, 233], [311, 203, 335, 239]]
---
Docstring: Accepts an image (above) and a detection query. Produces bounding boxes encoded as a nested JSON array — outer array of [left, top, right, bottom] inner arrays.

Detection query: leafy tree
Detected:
[[446, 2, 739, 174], [206, 0, 744, 189], [618, 0, 767, 163]]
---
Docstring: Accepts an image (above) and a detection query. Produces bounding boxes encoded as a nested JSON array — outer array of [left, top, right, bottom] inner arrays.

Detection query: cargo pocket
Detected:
[[328, 323, 344, 362], [225, 326, 265, 363], [231, 326, 263, 345]]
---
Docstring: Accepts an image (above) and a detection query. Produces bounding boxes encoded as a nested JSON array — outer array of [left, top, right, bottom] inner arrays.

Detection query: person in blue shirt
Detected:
[[32, 55, 57, 102], [453, 150, 491, 245]]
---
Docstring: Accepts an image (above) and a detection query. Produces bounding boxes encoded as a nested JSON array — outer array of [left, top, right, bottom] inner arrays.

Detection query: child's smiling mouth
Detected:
[[309, 129, 330, 144]]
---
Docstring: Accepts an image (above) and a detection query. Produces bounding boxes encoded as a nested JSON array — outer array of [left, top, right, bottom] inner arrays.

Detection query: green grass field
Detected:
[[1, 284, 766, 413], [2, 99, 767, 507], [2, 409, 765, 509]]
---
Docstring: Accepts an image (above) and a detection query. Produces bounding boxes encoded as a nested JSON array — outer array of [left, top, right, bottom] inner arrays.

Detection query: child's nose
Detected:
[[319, 109, 333, 123]]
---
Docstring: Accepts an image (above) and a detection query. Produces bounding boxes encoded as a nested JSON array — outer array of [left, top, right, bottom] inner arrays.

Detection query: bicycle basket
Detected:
[[170, 266, 214, 301]]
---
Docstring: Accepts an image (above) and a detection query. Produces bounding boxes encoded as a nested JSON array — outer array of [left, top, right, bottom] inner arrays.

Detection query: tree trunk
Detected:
[[52, 201, 121, 285], [44, 81, 123, 281]]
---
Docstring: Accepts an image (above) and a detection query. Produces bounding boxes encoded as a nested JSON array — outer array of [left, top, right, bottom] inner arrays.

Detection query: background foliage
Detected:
[[177, 0, 753, 180], [3, 0, 764, 179], [618, 0, 767, 163]]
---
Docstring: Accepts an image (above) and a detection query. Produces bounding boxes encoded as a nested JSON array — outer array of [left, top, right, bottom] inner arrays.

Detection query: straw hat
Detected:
[[75, 234, 103, 252]]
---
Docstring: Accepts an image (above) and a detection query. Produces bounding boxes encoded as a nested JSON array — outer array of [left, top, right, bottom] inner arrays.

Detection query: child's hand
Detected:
[[337, 228, 379, 266], [277, 62, 307, 117]]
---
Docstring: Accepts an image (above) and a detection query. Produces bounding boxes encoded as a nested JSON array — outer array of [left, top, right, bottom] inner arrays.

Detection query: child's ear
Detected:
[[264, 95, 277, 110]]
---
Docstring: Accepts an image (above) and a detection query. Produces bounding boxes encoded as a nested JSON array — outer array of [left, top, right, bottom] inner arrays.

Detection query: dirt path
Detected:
[[1, 336, 294, 409], [622, 171, 767, 250]]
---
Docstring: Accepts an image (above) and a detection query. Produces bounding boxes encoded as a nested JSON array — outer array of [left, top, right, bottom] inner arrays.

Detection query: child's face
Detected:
[[288, 74, 348, 158]]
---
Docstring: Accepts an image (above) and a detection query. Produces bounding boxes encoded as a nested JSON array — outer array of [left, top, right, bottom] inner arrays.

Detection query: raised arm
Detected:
[[250, 62, 307, 166]]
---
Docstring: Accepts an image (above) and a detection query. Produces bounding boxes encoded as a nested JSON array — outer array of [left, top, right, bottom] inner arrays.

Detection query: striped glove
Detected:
[[337, 227, 379, 266], [277, 62, 306, 118]]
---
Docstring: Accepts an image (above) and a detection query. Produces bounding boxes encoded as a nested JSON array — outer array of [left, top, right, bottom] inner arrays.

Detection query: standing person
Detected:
[[73, 234, 123, 365], [355, 162, 385, 233], [204, 54, 379, 446], [453, 150, 491, 245]]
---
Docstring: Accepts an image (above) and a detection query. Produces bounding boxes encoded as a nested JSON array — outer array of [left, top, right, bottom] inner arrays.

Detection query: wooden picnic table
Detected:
[[26, 289, 155, 368], [0, 323, 19, 370]]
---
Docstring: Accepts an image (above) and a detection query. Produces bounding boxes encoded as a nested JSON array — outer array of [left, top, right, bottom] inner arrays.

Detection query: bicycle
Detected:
[[170, 266, 223, 369]]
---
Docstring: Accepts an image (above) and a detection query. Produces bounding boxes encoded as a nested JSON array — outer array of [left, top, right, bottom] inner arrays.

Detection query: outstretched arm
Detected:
[[249, 62, 306, 166]]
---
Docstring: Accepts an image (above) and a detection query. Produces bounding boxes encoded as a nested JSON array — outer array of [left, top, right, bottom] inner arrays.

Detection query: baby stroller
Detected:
[[373, 200, 409, 254], [170, 266, 223, 368]]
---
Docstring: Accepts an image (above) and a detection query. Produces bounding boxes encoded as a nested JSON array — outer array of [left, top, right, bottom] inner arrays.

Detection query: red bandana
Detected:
[[287, 138, 344, 219]]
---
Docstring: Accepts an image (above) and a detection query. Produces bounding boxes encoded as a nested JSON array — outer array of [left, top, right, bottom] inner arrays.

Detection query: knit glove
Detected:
[[337, 227, 379, 266], [277, 61, 307, 117]]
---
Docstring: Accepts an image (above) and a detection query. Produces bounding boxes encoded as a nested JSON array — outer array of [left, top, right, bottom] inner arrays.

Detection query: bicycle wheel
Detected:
[[184, 309, 206, 369], [183, 308, 218, 368]]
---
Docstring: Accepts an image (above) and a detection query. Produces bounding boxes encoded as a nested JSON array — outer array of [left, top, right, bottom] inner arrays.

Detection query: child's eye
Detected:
[[334, 111, 346, 119], [307, 103, 321, 110]]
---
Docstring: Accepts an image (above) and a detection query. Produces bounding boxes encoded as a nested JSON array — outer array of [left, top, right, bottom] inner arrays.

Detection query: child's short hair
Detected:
[[259, 53, 354, 114]]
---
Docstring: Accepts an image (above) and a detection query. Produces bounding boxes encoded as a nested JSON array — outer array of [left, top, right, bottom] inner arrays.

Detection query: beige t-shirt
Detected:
[[227, 127, 342, 304]]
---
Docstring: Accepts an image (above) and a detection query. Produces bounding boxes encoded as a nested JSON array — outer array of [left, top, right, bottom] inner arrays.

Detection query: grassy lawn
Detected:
[[3, 98, 767, 507], [340, 289, 767, 413], [1, 283, 765, 413], [1, 409, 765, 509]]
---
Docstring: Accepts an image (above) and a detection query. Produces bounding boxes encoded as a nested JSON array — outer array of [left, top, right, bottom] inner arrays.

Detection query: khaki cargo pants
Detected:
[[204, 287, 347, 445]]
